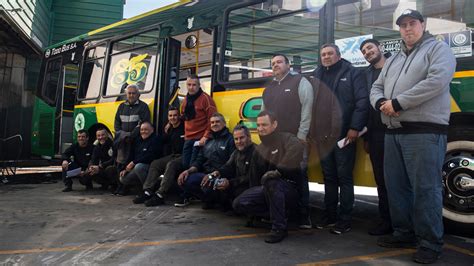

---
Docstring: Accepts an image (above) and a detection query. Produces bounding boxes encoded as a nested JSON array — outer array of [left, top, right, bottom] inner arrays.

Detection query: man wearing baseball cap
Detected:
[[370, 9, 456, 264]]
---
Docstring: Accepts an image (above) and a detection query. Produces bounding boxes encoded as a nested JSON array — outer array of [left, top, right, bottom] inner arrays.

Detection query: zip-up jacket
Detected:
[[114, 99, 151, 139], [162, 122, 185, 156], [90, 138, 114, 169], [370, 32, 456, 133], [249, 131, 303, 188], [218, 143, 256, 190], [128, 135, 161, 165], [62, 143, 93, 170], [191, 127, 235, 173]]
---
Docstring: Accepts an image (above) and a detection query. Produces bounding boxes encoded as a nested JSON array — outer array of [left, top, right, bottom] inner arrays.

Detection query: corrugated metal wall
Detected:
[[50, 0, 124, 44], [0, 0, 53, 49]]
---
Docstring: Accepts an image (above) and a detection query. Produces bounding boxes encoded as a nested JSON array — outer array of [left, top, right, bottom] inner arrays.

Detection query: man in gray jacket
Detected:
[[370, 9, 456, 264]]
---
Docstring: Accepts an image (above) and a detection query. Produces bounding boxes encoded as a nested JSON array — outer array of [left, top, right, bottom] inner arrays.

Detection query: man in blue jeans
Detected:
[[370, 9, 456, 264], [175, 112, 234, 208]]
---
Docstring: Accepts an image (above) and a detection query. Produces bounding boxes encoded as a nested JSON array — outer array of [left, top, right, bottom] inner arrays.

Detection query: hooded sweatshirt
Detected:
[[370, 32, 456, 133]]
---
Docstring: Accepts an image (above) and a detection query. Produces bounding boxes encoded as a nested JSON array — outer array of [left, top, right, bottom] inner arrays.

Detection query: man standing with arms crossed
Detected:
[[370, 9, 456, 264], [360, 39, 392, 236], [262, 54, 313, 229]]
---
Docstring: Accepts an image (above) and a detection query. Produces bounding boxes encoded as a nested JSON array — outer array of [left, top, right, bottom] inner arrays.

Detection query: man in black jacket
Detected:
[[312, 43, 368, 234], [117, 121, 161, 198], [61, 129, 94, 192], [360, 39, 392, 236], [87, 128, 116, 191], [175, 112, 235, 208], [207, 124, 255, 209], [233, 111, 304, 243], [135, 107, 185, 206]]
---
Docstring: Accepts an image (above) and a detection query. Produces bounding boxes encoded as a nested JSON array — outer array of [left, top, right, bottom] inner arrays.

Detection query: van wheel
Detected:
[[442, 140, 474, 225]]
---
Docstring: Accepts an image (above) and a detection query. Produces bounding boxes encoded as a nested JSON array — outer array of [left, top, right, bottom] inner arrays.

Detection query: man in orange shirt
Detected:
[[180, 74, 217, 168]]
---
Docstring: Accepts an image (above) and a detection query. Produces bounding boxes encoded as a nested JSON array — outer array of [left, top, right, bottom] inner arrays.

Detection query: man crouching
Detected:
[[233, 110, 304, 243]]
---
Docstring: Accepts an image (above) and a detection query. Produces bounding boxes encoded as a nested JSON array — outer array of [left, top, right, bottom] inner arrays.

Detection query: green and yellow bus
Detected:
[[31, 0, 473, 225]]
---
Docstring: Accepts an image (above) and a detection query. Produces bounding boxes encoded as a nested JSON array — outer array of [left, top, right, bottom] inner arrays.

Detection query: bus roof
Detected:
[[45, 0, 243, 49]]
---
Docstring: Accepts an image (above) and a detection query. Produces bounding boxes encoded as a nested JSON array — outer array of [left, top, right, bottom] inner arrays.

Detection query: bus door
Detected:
[[156, 37, 181, 132], [57, 64, 79, 155]]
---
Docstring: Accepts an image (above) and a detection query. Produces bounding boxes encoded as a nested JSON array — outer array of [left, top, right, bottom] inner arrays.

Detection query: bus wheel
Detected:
[[442, 140, 474, 225]]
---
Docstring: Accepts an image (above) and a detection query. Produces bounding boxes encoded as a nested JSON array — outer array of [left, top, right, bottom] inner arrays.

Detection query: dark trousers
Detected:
[[233, 179, 298, 231], [62, 163, 89, 188], [144, 155, 183, 195], [320, 143, 356, 222], [87, 165, 117, 187], [368, 131, 391, 224]]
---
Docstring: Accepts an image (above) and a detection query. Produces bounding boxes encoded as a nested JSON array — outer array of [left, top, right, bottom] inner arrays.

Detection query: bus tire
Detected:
[[442, 140, 474, 226]]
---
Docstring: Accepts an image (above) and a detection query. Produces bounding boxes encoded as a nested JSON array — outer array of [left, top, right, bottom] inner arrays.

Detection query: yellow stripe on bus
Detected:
[[88, 0, 192, 36], [453, 70, 474, 78]]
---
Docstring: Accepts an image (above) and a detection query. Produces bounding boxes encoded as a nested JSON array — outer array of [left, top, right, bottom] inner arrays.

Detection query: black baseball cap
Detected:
[[396, 9, 424, 25]]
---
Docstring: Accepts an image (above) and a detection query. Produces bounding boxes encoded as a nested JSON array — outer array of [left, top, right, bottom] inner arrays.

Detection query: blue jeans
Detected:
[[120, 163, 150, 185], [320, 143, 356, 222], [182, 139, 201, 169], [384, 133, 446, 252], [182, 172, 206, 199]]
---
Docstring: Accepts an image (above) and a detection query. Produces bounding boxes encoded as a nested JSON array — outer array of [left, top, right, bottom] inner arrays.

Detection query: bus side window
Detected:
[[41, 57, 62, 105], [78, 44, 106, 100]]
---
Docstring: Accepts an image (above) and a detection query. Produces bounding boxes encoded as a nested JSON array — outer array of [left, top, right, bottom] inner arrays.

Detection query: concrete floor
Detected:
[[0, 181, 472, 265]]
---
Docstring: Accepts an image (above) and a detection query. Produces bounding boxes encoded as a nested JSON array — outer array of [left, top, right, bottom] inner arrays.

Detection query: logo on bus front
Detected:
[[110, 54, 149, 89], [74, 113, 85, 132]]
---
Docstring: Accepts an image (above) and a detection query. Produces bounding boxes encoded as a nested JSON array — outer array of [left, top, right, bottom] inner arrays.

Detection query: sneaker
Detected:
[[377, 235, 417, 249], [299, 214, 313, 229], [62, 186, 72, 192], [174, 198, 190, 207], [315, 216, 337, 229], [412, 247, 441, 264], [368, 221, 393, 236], [133, 191, 152, 204], [264, 229, 288, 244], [144, 194, 165, 207], [330, 220, 351, 235]]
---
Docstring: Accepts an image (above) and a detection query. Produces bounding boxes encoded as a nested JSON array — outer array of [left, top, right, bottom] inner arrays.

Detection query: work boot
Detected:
[[145, 193, 165, 207], [264, 229, 288, 244], [377, 235, 417, 249], [368, 221, 393, 236], [62, 186, 72, 192], [412, 247, 441, 264]]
